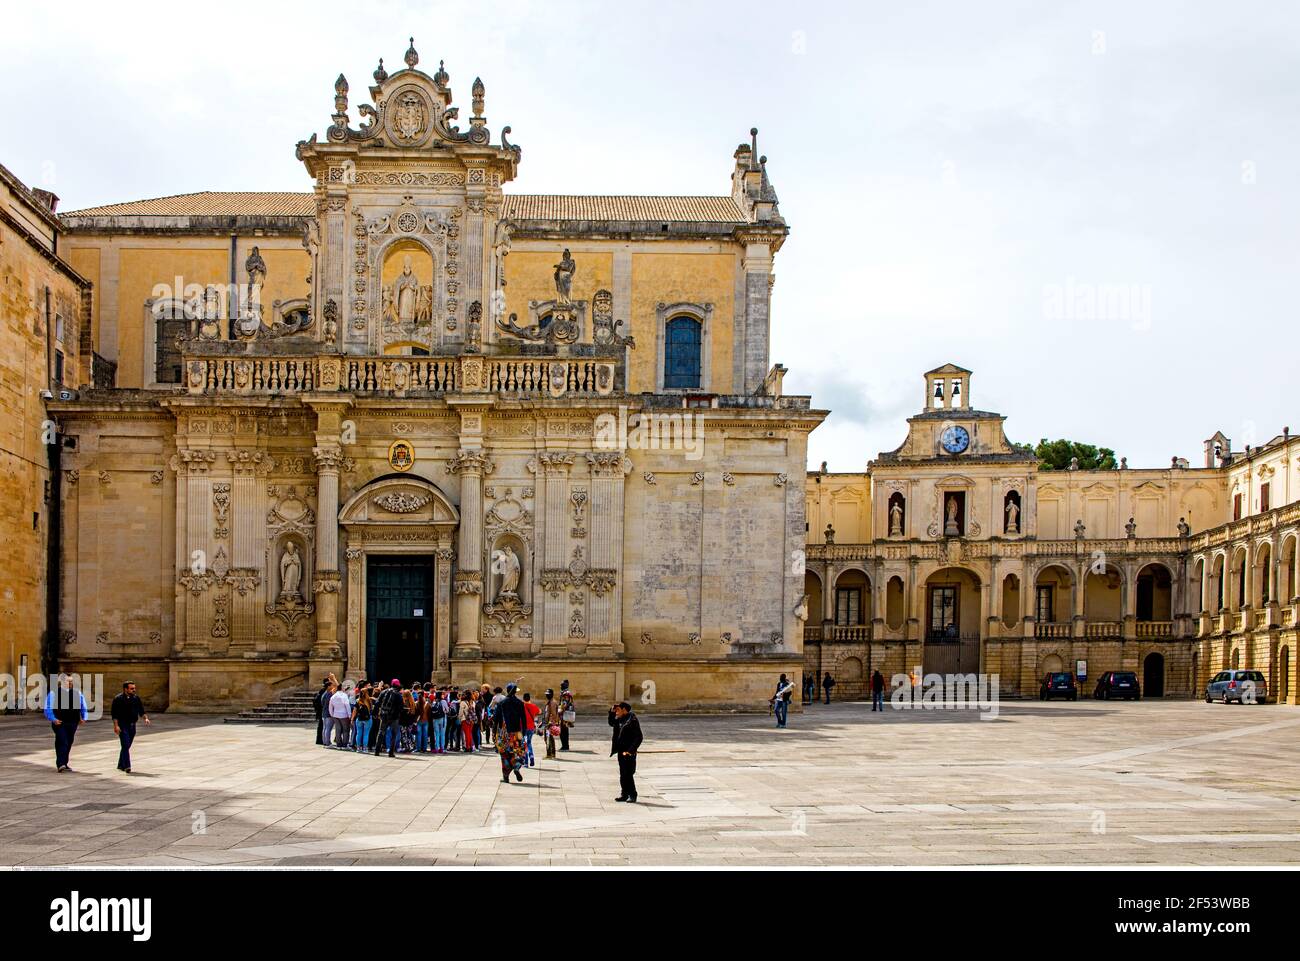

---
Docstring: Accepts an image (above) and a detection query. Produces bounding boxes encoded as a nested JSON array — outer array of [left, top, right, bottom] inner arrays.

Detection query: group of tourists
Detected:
[[313, 674, 580, 783]]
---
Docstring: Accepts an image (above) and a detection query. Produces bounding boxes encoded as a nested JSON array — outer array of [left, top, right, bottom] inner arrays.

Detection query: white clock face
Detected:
[[941, 425, 970, 454]]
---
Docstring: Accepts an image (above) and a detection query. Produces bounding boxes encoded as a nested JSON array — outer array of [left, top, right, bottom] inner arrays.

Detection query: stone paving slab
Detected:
[[1, 699, 1299, 866]]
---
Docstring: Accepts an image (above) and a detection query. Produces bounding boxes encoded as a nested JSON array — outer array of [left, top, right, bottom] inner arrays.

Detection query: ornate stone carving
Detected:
[[774, 473, 788, 487], [151, 471, 164, 485], [224, 568, 262, 597], [227, 450, 273, 476], [212, 591, 230, 638], [213, 483, 231, 539], [172, 449, 218, 474], [584, 569, 617, 595], [591, 288, 634, 348], [446, 449, 495, 476], [454, 571, 483, 595], [569, 608, 585, 639], [570, 487, 588, 537], [372, 491, 432, 513]]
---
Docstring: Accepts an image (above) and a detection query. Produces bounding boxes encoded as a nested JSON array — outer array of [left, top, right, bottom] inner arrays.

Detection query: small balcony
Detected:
[[1135, 620, 1173, 639], [1034, 622, 1072, 640]]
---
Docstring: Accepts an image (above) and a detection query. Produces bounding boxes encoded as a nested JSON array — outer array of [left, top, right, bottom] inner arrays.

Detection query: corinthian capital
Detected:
[[313, 445, 346, 473], [585, 452, 630, 477], [446, 448, 495, 476], [528, 452, 576, 476]]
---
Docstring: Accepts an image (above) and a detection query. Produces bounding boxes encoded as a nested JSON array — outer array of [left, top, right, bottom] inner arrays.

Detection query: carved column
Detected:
[[321, 195, 351, 344], [534, 452, 575, 656], [311, 445, 344, 659], [435, 544, 454, 678], [345, 545, 363, 680], [449, 448, 493, 658], [175, 449, 218, 656], [586, 452, 626, 655], [226, 450, 268, 654]]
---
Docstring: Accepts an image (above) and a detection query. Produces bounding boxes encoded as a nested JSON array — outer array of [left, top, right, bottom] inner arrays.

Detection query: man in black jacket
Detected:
[[313, 678, 331, 745], [111, 681, 150, 773], [372, 679, 403, 758], [608, 701, 643, 803]]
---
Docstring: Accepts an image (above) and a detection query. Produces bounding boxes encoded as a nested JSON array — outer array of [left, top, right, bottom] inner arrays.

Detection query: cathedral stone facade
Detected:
[[37, 42, 819, 711]]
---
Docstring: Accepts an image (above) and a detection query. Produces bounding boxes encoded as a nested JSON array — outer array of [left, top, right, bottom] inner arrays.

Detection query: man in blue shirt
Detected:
[[43, 674, 89, 772]]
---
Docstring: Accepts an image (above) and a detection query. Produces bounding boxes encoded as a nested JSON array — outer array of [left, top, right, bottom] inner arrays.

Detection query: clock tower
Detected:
[[876, 364, 1029, 463]]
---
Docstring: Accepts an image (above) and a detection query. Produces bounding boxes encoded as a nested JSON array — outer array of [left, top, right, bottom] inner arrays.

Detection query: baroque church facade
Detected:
[[31, 41, 818, 710]]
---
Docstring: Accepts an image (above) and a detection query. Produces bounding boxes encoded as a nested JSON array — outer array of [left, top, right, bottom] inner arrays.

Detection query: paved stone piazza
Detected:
[[2, 699, 1299, 867]]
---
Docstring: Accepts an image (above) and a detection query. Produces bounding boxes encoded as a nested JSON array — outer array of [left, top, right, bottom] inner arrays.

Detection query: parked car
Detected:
[[1039, 672, 1078, 701], [1094, 671, 1141, 700], [1204, 670, 1268, 704]]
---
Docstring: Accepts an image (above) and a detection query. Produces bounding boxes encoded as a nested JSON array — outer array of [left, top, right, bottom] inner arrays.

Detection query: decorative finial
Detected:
[[333, 74, 349, 116], [374, 57, 388, 83], [472, 76, 485, 117], [405, 37, 419, 68], [434, 58, 449, 86], [750, 128, 760, 169]]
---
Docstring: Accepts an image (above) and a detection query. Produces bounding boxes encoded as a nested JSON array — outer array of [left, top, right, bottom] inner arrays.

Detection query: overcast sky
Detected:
[[5, 0, 1295, 471]]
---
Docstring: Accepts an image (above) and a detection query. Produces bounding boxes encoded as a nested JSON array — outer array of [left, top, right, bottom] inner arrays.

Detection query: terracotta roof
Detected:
[[64, 191, 749, 223], [502, 195, 746, 223], [63, 191, 315, 218]]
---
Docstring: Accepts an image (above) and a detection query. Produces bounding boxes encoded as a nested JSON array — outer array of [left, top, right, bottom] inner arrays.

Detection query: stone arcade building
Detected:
[[805, 365, 1300, 705], [46, 42, 821, 710]]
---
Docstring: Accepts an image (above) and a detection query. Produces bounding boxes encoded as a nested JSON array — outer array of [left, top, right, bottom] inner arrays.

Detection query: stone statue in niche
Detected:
[[944, 496, 961, 537], [393, 255, 421, 324], [495, 545, 521, 603], [889, 500, 904, 537], [553, 248, 576, 305], [1005, 499, 1019, 534], [279, 542, 303, 603]]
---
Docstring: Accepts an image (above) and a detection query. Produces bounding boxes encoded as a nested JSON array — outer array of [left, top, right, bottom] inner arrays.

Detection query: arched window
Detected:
[[663, 316, 702, 389]]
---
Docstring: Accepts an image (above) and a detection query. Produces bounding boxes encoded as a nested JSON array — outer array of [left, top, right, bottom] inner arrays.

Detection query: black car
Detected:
[[1039, 672, 1078, 701], [1094, 671, 1141, 700]]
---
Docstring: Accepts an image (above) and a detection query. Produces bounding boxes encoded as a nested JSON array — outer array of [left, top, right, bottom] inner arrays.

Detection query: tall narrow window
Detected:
[[663, 316, 702, 389], [1233, 493, 1243, 521], [1261, 483, 1271, 512], [835, 588, 861, 626], [1036, 585, 1055, 623]]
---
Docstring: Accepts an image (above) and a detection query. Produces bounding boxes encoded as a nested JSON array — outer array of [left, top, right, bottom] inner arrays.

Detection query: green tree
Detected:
[[1035, 438, 1117, 471]]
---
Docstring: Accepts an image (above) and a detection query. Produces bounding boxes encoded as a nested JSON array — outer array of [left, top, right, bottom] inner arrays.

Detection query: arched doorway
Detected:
[[923, 566, 981, 674], [1143, 652, 1165, 698], [339, 475, 460, 682]]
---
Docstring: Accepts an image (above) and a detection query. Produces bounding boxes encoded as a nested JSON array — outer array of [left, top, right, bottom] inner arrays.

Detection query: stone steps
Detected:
[[224, 688, 319, 724]]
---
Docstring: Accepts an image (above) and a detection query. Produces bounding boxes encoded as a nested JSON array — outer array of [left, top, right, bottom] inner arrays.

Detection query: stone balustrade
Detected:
[[183, 349, 623, 399]]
